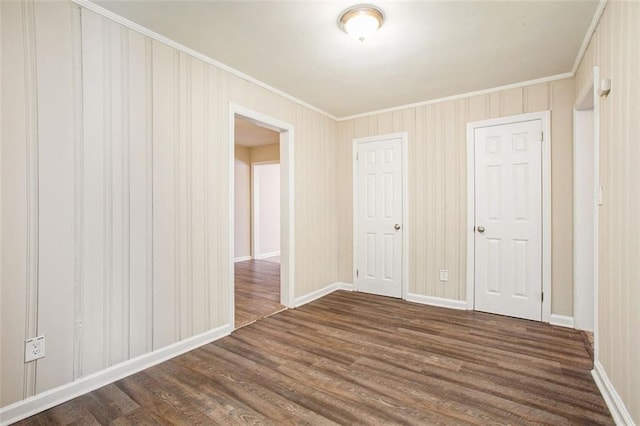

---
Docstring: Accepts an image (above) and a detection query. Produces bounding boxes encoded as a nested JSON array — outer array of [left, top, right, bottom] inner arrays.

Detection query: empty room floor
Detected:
[[16, 291, 612, 425], [235, 259, 285, 328]]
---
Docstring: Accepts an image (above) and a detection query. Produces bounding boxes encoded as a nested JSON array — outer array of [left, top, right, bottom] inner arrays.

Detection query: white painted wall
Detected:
[[234, 143, 280, 261], [253, 163, 281, 258], [573, 108, 594, 331], [234, 146, 251, 260]]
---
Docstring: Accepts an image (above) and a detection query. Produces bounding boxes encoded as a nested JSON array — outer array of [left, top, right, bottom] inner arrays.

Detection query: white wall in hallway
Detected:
[[253, 162, 281, 258]]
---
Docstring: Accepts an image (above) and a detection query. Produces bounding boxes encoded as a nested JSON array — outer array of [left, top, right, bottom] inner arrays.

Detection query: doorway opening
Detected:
[[229, 105, 294, 329], [573, 66, 600, 357]]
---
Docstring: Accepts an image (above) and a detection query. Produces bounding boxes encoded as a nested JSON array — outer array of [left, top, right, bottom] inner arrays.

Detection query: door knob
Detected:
[[394, 224, 401, 230], [477, 225, 485, 234]]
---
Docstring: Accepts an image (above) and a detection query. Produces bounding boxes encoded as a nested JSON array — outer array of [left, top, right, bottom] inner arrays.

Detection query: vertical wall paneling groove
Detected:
[[173, 50, 181, 342], [81, 8, 106, 376], [145, 37, 154, 354], [72, 4, 84, 381], [190, 58, 206, 335], [22, 0, 40, 399], [121, 26, 131, 363], [203, 63, 211, 330], [34, 0, 78, 394], [186, 56, 193, 337], [128, 28, 152, 359], [151, 40, 177, 350], [209, 67, 220, 328], [2, 1, 29, 405], [102, 17, 112, 371]]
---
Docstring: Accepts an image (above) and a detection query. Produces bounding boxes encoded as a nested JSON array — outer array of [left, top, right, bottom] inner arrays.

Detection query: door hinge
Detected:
[[540, 131, 544, 142], [356, 269, 359, 278], [356, 152, 359, 161], [541, 292, 544, 302]]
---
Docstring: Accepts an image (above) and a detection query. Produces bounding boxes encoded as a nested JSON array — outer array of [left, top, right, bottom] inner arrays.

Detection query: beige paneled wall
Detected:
[[1, 0, 338, 408], [337, 79, 575, 315], [576, 2, 640, 422]]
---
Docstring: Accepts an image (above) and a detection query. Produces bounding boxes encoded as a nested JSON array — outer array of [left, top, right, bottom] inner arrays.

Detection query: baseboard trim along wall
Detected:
[[406, 293, 468, 310], [0, 324, 232, 426], [592, 361, 635, 426], [293, 282, 354, 308], [254, 251, 280, 260], [549, 314, 575, 329], [234, 255, 252, 263]]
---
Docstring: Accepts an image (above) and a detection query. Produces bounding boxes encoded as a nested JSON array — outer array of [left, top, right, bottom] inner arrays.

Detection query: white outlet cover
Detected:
[[25, 335, 46, 363], [439, 269, 449, 281]]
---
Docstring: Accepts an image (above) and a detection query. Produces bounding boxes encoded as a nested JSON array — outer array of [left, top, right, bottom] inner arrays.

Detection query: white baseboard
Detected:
[[234, 255, 252, 263], [0, 324, 232, 426], [406, 293, 467, 310], [254, 251, 280, 260], [592, 360, 636, 426], [549, 314, 575, 328], [293, 282, 353, 308]]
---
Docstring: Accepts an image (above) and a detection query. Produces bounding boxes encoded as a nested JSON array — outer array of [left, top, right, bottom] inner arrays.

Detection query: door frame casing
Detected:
[[466, 111, 551, 322], [352, 132, 409, 300], [229, 103, 295, 329]]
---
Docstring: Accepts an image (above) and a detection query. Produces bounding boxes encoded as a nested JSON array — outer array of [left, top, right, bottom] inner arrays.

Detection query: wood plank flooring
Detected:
[[235, 259, 284, 328], [17, 291, 612, 425]]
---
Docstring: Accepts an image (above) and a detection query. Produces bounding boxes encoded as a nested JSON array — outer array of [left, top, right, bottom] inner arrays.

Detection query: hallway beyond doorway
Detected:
[[235, 259, 285, 328]]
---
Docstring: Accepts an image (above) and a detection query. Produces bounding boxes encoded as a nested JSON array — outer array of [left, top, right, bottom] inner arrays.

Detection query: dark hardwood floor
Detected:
[[17, 290, 612, 425], [235, 259, 284, 328]]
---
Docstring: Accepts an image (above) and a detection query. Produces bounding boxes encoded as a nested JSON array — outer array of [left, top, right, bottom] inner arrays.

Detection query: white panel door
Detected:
[[474, 120, 542, 321], [356, 137, 403, 298]]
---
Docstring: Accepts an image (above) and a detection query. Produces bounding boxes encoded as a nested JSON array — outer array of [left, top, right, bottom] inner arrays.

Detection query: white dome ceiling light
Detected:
[[338, 4, 385, 42]]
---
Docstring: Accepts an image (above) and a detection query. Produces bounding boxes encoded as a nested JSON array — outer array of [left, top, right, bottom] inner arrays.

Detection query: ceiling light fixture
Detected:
[[338, 4, 384, 42]]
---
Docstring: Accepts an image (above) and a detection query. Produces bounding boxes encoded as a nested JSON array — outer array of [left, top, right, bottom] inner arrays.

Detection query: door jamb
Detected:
[[352, 132, 409, 300], [229, 104, 295, 330], [466, 111, 551, 322]]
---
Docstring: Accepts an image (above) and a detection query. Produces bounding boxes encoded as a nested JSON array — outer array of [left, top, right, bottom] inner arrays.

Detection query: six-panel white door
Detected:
[[356, 137, 403, 298], [474, 120, 543, 321]]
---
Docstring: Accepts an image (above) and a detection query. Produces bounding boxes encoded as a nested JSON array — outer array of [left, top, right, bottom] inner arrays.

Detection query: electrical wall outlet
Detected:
[[439, 269, 449, 282], [25, 335, 46, 363]]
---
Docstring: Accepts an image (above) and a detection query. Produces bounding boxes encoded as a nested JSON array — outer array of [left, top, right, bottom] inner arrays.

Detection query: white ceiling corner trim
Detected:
[[571, 0, 608, 75], [71, 0, 338, 121], [337, 72, 573, 122]]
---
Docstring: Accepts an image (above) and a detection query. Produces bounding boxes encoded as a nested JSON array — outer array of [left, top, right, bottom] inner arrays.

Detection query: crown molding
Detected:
[[337, 72, 573, 121], [571, 0, 608, 76], [69, 0, 338, 121], [70, 0, 607, 123]]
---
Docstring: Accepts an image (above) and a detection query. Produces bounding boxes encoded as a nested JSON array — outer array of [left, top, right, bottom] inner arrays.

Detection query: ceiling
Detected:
[[95, 0, 599, 118], [235, 117, 280, 148]]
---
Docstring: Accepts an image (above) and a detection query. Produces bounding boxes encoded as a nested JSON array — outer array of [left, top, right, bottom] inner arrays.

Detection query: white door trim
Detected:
[[466, 111, 551, 322], [352, 132, 409, 300], [229, 104, 295, 330], [251, 161, 280, 260], [573, 66, 600, 351]]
